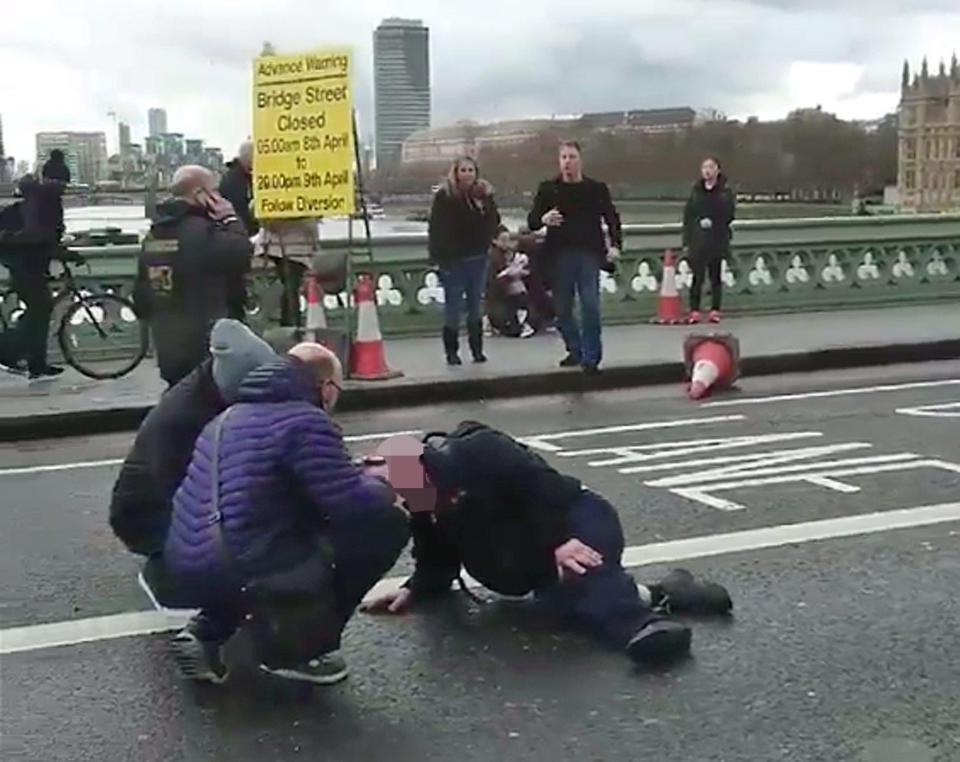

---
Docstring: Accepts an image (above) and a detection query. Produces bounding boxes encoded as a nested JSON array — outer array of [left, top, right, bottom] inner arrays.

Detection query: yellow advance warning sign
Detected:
[[252, 49, 355, 219]]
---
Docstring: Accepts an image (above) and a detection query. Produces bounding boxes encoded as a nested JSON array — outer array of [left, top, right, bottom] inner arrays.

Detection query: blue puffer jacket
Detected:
[[164, 358, 396, 603]]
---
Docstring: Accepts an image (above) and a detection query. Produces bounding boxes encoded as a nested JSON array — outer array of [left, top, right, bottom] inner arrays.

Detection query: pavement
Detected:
[[3, 361, 960, 760], [1, 303, 958, 441]]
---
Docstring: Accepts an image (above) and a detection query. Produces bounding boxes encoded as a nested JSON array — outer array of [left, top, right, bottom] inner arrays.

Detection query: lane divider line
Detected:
[[4, 501, 960, 656]]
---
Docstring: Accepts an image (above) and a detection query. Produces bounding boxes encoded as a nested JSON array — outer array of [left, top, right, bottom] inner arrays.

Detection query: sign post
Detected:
[[252, 47, 359, 362], [252, 48, 356, 218]]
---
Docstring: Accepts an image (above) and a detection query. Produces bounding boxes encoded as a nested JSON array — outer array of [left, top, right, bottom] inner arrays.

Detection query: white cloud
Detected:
[[1, 0, 957, 164]]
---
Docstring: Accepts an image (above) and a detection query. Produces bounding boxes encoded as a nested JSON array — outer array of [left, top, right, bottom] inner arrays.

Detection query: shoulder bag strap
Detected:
[[208, 407, 241, 583]]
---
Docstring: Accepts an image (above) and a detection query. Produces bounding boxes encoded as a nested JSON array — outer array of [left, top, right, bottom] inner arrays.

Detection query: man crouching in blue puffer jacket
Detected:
[[163, 346, 409, 686]]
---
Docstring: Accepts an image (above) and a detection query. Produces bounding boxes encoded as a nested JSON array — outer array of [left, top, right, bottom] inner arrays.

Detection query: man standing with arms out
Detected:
[[528, 142, 622, 374], [135, 165, 252, 387]]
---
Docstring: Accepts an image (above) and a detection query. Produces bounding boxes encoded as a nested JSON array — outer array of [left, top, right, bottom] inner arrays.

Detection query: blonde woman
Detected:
[[428, 156, 501, 365]]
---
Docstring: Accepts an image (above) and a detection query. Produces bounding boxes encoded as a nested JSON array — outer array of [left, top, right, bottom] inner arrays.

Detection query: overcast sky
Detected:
[[1, 0, 957, 162]]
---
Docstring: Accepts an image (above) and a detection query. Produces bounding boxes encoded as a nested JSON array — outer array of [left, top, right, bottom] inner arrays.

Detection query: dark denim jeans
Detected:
[[439, 255, 488, 330], [552, 250, 602, 366], [535, 491, 655, 647]]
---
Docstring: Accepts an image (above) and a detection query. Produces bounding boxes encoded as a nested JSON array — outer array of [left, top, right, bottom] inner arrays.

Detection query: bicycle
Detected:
[[0, 249, 148, 380]]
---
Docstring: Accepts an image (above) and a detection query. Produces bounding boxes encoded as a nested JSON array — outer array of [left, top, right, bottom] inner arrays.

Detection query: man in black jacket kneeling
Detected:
[[364, 422, 733, 665]]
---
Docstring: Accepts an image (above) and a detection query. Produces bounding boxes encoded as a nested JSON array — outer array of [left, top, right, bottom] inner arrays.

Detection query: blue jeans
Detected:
[[536, 491, 655, 647], [439, 256, 488, 330], [553, 250, 602, 366]]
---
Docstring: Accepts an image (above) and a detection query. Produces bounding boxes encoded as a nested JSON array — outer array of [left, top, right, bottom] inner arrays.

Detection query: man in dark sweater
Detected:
[[527, 142, 622, 374], [364, 425, 733, 666]]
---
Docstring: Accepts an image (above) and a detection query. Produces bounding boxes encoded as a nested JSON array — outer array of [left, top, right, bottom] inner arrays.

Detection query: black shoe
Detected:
[[442, 327, 461, 366], [581, 363, 601, 375], [467, 320, 486, 363], [0, 357, 27, 376], [170, 629, 229, 684], [28, 364, 64, 380], [260, 652, 350, 685], [650, 568, 733, 616], [626, 620, 691, 663], [559, 354, 581, 368]]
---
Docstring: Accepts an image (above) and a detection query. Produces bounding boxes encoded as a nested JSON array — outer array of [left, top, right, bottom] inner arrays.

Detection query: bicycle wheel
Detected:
[[58, 293, 148, 379]]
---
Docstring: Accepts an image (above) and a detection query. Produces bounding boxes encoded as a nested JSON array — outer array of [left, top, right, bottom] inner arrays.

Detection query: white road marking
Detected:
[[0, 459, 123, 477], [645, 450, 913, 488], [521, 415, 747, 452], [665, 459, 960, 512], [0, 430, 424, 478], [896, 401, 960, 418], [560, 432, 823, 468], [4, 501, 960, 655], [702, 379, 960, 408]]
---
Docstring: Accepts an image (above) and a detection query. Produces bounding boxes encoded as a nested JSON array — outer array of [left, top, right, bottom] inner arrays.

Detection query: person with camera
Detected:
[[135, 165, 253, 387], [428, 156, 501, 366], [682, 156, 736, 324]]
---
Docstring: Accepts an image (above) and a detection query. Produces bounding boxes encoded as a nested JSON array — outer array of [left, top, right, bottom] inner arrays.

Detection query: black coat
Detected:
[[527, 176, 622, 259], [134, 200, 252, 384], [406, 421, 584, 597], [428, 184, 500, 267], [219, 160, 259, 237], [109, 361, 226, 556], [682, 175, 735, 257]]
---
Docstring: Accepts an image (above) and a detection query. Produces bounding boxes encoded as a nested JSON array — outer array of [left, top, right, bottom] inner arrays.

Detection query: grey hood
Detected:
[[209, 319, 277, 401]]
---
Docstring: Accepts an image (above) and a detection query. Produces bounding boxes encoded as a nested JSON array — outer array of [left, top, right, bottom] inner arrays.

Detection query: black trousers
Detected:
[[689, 254, 724, 312], [182, 507, 409, 667], [0, 260, 53, 372]]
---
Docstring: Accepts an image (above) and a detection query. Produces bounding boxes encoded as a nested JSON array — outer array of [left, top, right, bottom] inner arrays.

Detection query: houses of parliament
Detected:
[[898, 55, 960, 212]]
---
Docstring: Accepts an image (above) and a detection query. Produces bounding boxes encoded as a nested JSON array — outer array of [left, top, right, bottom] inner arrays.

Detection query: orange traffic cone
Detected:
[[349, 273, 403, 381], [684, 333, 740, 400], [304, 275, 327, 341], [651, 249, 683, 324]]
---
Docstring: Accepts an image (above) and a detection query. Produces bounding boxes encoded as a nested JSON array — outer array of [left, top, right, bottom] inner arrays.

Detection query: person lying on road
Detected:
[[364, 423, 733, 665]]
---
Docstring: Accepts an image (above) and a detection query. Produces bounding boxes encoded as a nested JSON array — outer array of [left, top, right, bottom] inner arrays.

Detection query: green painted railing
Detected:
[[2, 215, 959, 344]]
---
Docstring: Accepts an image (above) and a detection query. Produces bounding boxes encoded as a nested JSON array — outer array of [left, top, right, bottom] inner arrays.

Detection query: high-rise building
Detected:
[[0, 113, 6, 182], [119, 122, 132, 153], [185, 138, 204, 160], [161, 133, 184, 158], [35, 131, 108, 186], [144, 135, 163, 157], [374, 18, 431, 168], [898, 55, 960, 212], [148, 108, 168, 138]]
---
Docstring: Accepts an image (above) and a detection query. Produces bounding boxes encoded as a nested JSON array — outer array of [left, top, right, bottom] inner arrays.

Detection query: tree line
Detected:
[[370, 116, 898, 203]]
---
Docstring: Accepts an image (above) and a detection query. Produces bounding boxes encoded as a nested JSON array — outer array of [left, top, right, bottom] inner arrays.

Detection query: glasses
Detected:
[[325, 379, 343, 393]]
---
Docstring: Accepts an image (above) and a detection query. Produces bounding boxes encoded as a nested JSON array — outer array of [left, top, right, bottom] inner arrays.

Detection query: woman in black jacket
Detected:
[[428, 156, 500, 365], [682, 157, 735, 323]]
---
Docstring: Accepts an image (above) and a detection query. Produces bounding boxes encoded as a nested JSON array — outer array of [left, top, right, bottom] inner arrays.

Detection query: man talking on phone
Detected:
[[136, 165, 253, 386]]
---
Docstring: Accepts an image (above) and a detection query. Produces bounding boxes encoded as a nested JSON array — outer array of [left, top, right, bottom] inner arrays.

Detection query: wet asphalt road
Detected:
[[2, 360, 960, 761]]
